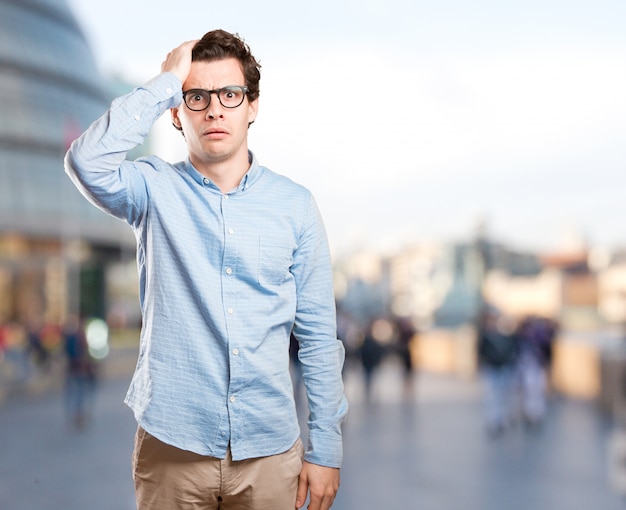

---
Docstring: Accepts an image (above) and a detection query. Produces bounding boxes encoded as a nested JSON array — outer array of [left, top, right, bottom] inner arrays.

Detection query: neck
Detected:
[[192, 152, 250, 193]]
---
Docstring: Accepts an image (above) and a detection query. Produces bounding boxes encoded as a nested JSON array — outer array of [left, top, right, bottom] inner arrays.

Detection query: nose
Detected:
[[205, 93, 223, 119]]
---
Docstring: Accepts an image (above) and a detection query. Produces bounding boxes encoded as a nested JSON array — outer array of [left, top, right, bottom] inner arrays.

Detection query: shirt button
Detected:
[[226, 267, 232, 275], [230, 395, 236, 402], [203, 178, 210, 185], [224, 195, 230, 200], [228, 228, 234, 235], [227, 308, 233, 314], [233, 348, 239, 355], [166, 87, 173, 94], [134, 114, 140, 121]]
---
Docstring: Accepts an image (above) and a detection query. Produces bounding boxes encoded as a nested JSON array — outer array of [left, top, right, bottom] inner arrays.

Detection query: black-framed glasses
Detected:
[[182, 86, 249, 111]]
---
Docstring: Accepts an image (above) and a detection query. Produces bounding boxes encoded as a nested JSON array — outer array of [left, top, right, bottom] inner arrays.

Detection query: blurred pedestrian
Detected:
[[26, 318, 49, 371], [394, 316, 417, 398], [0, 322, 31, 382], [515, 316, 557, 428], [477, 307, 519, 437], [65, 30, 347, 510], [62, 316, 97, 429], [359, 319, 387, 402]]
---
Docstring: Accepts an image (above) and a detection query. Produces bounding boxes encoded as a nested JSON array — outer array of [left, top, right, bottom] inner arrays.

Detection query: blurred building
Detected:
[[0, 0, 138, 329], [335, 236, 545, 330]]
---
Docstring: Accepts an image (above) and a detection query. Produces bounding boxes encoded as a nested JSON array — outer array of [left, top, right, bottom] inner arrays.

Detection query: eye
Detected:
[[219, 87, 246, 107], [184, 90, 209, 107], [190, 92, 206, 103]]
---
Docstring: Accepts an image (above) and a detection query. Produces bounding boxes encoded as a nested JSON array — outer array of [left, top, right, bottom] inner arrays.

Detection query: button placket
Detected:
[[221, 193, 242, 409]]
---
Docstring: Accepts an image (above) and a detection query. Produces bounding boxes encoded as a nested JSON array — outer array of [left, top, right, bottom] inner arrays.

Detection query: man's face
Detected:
[[171, 57, 258, 169]]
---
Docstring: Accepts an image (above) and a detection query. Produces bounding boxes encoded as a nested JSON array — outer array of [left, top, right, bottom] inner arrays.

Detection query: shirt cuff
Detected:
[[141, 72, 183, 106]]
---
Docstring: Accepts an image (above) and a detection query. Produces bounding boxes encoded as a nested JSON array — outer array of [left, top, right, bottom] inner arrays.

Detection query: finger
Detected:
[[319, 494, 336, 510], [295, 475, 308, 509], [309, 491, 336, 510]]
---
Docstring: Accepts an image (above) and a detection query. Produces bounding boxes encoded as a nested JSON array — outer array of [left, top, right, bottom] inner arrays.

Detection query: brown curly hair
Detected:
[[192, 30, 261, 102]]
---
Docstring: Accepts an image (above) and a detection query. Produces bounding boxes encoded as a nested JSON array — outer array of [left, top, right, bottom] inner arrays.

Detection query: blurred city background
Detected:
[[1, 0, 626, 508]]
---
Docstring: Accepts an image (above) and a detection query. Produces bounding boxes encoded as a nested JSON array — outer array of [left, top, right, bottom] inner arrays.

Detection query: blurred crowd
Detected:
[[0, 319, 64, 381], [335, 307, 419, 403], [476, 306, 558, 437], [0, 316, 99, 428], [3, 302, 559, 435], [293, 301, 560, 435], [287, 306, 419, 406]]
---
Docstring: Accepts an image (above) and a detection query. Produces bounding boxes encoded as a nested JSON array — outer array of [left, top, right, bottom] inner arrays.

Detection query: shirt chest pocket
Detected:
[[257, 236, 293, 285]]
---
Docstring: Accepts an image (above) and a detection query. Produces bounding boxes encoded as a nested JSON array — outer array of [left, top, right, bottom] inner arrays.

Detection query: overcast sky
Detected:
[[67, 0, 626, 256]]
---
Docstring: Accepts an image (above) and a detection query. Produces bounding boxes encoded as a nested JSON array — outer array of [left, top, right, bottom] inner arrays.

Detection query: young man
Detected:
[[65, 30, 348, 510]]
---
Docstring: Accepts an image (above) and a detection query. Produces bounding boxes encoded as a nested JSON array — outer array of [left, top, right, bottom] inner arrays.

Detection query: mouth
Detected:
[[203, 128, 228, 138]]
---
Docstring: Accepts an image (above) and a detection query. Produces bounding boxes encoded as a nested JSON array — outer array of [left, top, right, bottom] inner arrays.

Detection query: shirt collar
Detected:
[[185, 151, 262, 193]]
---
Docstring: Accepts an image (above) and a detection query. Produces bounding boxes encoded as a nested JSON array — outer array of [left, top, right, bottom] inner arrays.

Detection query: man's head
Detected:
[[170, 30, 261, 177], [171, 30, 261, 134]]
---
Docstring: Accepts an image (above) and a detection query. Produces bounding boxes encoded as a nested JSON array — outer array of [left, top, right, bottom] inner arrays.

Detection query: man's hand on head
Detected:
[[161, 40, 198, 84]]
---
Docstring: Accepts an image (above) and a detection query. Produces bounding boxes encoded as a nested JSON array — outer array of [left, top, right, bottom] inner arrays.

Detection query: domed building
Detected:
[[0, 0, 138, 331]]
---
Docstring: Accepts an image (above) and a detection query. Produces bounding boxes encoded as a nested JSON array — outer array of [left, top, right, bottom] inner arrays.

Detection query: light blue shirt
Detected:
[[64, 72, 347, 467]]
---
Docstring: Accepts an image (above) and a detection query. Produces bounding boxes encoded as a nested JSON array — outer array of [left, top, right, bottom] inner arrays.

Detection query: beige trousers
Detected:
[[132, 426, 304, 510]]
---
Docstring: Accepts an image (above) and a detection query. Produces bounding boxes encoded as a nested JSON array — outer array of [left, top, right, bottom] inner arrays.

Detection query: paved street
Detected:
[[1, 353, 625, 509]]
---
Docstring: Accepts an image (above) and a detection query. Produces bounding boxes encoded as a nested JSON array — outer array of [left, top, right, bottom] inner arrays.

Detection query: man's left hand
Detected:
[[295, 461, 340, 510]]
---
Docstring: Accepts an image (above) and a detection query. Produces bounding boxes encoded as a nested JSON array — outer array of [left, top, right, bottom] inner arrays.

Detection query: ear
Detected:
[[247, 98, 259, 127], [171, 107, 183, 131]]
